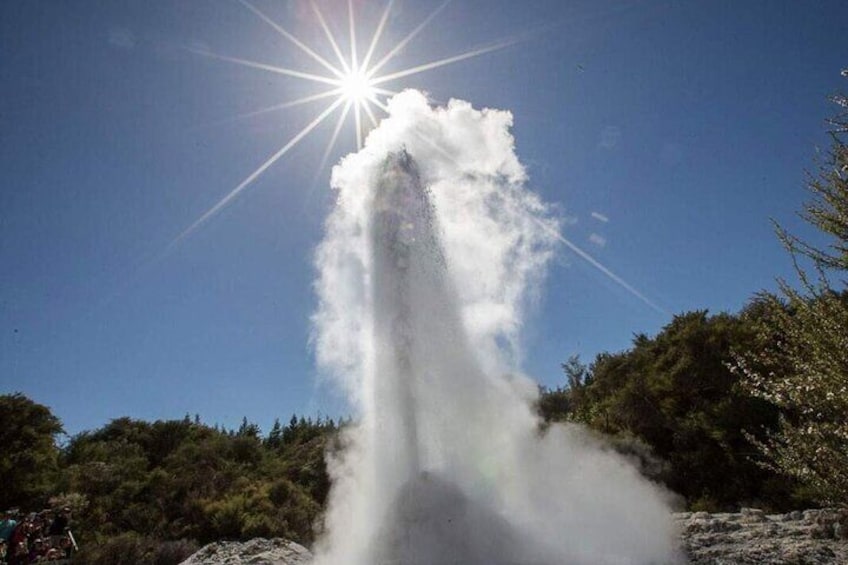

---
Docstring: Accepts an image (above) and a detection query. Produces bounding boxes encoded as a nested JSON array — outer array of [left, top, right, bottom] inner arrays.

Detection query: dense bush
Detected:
[[74, 532, 198, 565], [0, 403, 338, 558], [0, 393, 64, 510], [538, 309, 806, 511], [62, 415, 335, 546]]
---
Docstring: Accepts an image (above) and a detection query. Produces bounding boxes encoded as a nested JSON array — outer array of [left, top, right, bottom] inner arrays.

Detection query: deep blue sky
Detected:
[[2, 0, 846, 436]]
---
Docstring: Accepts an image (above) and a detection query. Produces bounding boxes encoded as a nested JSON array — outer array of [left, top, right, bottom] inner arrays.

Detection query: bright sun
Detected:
[[173, 0, 514, 246], [341, 70, 376, 105]]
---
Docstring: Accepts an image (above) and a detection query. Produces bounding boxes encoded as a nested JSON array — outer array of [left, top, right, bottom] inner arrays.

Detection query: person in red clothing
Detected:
[[7, 521, 28, 558]]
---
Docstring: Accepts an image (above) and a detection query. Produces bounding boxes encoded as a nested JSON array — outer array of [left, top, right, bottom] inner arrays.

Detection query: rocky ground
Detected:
[[180, 508, 848, 564], [179, 538, 312, 565], [678, 507, 848, 564]]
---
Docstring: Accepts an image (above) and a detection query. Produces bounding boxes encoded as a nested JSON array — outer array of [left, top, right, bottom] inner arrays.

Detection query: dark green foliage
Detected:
[[1, 393, 337, 556], [266, 418, 284, 450], [539, 311, 804, 511], [58, 415, 336, 548], [537, 356, 586, 425], [0, 393, 64, 509], [536, 384, 571, 425], [73, 533, 198, 565]]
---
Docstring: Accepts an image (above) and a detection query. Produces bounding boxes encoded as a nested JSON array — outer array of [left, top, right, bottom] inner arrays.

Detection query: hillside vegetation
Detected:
[[0, 400, 336, 564]]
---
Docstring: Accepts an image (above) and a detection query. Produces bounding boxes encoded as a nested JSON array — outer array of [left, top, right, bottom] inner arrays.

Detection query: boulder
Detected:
[[179, 538, 312, 565]]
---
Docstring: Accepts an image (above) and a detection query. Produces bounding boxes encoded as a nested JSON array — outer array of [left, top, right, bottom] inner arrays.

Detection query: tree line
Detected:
[[0, 398, 338, 564]]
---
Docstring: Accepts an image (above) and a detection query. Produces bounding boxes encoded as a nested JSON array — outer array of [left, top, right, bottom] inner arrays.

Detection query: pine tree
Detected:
[[266, 418, 283, 449]]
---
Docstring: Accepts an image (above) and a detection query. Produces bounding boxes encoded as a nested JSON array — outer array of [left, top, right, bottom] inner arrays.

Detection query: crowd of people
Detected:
[[0, 508, 75, 564]]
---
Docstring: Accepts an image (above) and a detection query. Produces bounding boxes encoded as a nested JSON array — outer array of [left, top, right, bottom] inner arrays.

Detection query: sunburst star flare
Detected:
[[169, 0, 515, 251], [162, 0, 663, 315]]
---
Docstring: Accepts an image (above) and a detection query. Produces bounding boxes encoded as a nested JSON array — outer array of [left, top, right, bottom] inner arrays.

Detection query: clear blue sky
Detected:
[[2, 0, 846, 436]]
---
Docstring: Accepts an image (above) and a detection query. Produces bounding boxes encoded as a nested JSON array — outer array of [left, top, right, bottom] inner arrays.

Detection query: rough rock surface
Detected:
[[179, 538, 312, 565], [181, 508, 848, 564], [677, 508, 848, 564]]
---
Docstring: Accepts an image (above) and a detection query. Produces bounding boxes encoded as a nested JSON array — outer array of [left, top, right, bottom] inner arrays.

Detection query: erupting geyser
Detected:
[[312, 90, 681, 564]]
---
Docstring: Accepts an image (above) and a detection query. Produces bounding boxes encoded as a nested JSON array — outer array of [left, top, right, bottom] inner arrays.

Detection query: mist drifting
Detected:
[[311, 90, 680, 564]]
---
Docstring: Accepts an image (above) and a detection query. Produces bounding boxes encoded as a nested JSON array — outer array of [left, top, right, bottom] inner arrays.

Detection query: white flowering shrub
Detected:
[[734, 289, 848, 505], [734, 75, 848, 505]]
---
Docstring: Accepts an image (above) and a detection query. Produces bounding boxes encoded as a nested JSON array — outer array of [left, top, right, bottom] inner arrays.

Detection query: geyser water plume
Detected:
[[312, 90, 680, 564]]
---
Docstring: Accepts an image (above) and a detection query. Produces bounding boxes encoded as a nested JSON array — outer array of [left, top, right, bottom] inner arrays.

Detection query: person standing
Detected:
[[0, 511, 17, 544], [47, 508, 69, 548]]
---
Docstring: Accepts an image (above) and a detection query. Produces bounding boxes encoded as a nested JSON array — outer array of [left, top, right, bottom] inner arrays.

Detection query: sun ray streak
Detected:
[[311, 1, 350, 74], [367, 0, 452, 79], [372, 87, 398, 96], [538, 222, 668, 315], [316, 101, 353, 179], [348, 0, 358, 71], [372, 39, 517, 86], [196, 88, 343, 130], [237, 0, 344, 79], [367, 94, 389, 113], [362, 99, 379, 128], [361, 0, 394, 72], [188, 47, 341, 86], [354, 103, 363, 149], [167, 98, 345, 249]]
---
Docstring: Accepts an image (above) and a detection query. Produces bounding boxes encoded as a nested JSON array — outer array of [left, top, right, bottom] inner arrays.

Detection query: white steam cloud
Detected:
[[311, 90, 680, 564]]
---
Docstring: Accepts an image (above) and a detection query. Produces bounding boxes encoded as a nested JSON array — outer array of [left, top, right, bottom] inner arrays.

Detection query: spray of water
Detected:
[[312, 90, 681, 564]]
